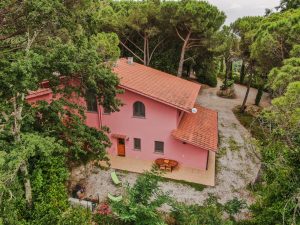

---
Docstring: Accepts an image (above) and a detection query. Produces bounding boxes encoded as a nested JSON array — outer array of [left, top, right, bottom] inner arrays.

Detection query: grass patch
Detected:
[[233, 108, 266, 141], [161, 177, 206, 192], [217, 146, 227, 158], [228, 136, 241, 152], [114, 168, 206, 192]]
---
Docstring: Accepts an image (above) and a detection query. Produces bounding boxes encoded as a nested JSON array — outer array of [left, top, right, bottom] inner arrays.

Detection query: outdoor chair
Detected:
[[107, 193, 122, 202], [111, 171, 121, 185]]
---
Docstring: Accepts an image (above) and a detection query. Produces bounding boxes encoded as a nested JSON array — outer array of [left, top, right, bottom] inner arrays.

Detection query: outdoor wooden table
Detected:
[[155, 158, 178, 172]]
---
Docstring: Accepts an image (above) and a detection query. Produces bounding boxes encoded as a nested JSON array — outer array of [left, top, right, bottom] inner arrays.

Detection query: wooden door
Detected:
[[117, 138, 125, 156]]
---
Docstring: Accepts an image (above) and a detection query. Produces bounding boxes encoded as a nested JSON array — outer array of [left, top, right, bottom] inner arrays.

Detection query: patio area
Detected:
[[100, 152, 215, 186]]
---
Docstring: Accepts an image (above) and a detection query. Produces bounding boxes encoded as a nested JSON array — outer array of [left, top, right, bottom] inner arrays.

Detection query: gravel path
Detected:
[[70, 81, 270, 217]]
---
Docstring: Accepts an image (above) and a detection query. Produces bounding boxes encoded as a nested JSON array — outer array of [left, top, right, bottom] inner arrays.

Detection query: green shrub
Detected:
[[111, 168, 169, 225], [224, 197, 247, 219], [58, 207, 91, 225], [93, 214, 124, 225], [171, 195, 226, 225]]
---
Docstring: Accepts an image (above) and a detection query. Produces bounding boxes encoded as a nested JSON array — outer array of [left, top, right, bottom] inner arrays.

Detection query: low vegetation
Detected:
[[233, 108, 266, 141]]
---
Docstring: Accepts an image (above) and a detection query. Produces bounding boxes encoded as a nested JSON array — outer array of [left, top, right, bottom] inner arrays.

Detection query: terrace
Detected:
[[99, 151, 215, 186]]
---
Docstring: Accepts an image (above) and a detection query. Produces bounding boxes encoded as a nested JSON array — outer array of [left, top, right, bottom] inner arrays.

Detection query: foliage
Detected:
[[93, 214, 123, 225], [0, 0, 120, 223], [251, 9, 300, 74], [268, 45, 300, 96], [224, 197, 247, 218], [195, 58, 218, 87], [171, 195, 236, 225], [233, 108, 266, 141], [162, 0, 225, 76], [111, 168, 169, 225], [236, 82, 300, 224], [262, 81, 300, 143], [277, 0, 300, 11], [0, 135, 91, 224], [213, 25, 239, 89], [57, 207, 92, 225], [28, 100, 111, 163]]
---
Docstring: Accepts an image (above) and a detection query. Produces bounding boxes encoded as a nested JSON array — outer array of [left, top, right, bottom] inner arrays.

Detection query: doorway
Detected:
[[117, 138, 125, 156]]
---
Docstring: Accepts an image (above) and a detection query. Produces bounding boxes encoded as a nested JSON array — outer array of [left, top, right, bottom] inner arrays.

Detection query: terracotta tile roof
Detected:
[[113, 58, 201, 112], [172, 104, 218, 152]]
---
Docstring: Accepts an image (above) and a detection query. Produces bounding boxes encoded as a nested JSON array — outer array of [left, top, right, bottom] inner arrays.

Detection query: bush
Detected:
[[171, 195, 228, 225], [93, 214, 123, 225], [58, 207, 91, 225], [110, 168, 169, 225], [195, 59, 218, 87], [224, 197, 247, 219]]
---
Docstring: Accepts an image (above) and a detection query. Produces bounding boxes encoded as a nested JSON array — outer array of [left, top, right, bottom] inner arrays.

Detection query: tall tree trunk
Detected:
[[255, 86, 264, 106], [228, 61, 233, 80], [220, 57, 224, 76], [20, 163, 32, 206], [13, 93, 33, 207], [240, 72, 253, 112], [143, 37, 147, 66], [177, 31, 191, 77], [146, 37, 150, 66], [224, 59, 232, 88], [240, 61, 246, 84]]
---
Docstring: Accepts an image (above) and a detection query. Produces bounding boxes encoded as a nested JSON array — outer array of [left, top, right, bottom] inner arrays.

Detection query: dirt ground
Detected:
[[71, 80, 271, 218]]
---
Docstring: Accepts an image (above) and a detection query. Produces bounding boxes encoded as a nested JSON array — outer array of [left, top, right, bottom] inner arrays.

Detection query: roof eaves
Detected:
[[171, 131, 218, 152], [119, 84, 192, 112]]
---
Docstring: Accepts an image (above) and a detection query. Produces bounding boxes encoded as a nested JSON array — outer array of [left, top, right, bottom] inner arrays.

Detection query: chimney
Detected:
[[127, 57, 133, 65]]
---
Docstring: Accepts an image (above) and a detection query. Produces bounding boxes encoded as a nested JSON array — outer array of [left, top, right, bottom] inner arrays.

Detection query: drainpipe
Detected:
[[97, 104, 102, 129]]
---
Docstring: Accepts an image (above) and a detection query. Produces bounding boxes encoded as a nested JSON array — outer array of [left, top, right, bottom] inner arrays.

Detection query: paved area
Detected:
[[191, 80, 270, 218], [99, 152, 215, 186]]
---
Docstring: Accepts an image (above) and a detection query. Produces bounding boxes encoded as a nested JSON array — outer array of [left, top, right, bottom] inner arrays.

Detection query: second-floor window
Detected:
[[86, 91, 98, 112], [133, 101, 145, 118]]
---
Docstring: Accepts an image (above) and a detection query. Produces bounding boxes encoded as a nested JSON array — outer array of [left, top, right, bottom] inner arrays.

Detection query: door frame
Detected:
[[117, 138, 126, 156]]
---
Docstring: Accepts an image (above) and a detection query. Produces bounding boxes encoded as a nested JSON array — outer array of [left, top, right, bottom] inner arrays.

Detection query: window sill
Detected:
[[87, 111, 98, 113], [132, 149, 141, 151], [154, 151, 164, 155], [132, 116, 146, 119]]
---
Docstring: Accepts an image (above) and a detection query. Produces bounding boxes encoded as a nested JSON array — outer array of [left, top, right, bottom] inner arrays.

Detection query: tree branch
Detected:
[[0, 29, 25, 41], [175, 27, 185, 42], [149, 38, 165, 63], [120, 41, 144, 63], [125, 38, 144, 53], [186, 44, 204, 49], [183, 56, 196, 62]]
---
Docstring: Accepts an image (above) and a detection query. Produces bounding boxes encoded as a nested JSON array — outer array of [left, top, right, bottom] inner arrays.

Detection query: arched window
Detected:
[[133, 101, 145, 117]]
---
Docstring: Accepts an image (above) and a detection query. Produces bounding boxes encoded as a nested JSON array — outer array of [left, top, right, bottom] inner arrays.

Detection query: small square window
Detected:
[[154, 141, 164, 154], [134, 138, 141, 150]]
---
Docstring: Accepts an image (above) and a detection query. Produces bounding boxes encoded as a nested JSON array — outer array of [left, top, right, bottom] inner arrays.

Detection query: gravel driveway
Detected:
[[70, 80, 270, 217]]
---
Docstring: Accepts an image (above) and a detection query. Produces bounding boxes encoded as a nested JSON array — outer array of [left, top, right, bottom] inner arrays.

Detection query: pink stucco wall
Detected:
[[101, 89, 208, 170], [27, 87, 209, 170]]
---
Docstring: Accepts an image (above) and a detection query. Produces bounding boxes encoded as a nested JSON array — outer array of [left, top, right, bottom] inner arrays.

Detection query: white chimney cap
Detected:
[[127, 57, 133, 64], [191, 108, 197, 113]]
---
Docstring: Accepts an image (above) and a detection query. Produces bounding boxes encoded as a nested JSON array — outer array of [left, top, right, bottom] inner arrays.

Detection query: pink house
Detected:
[[27, 58, 218, 172]]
